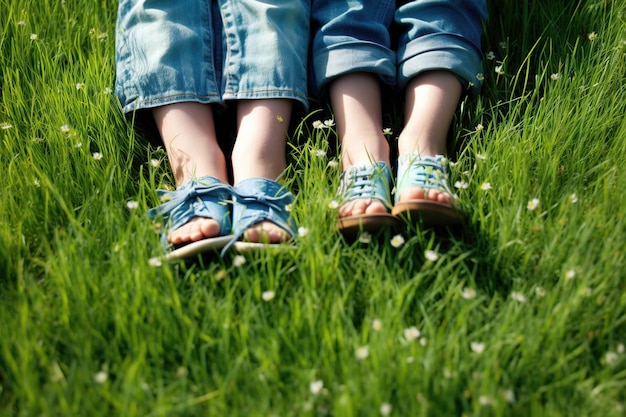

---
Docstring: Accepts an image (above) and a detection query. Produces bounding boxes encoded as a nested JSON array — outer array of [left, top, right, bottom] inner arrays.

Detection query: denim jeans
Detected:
[[311, 0, 487, 94], [115, 0, 310, 114]]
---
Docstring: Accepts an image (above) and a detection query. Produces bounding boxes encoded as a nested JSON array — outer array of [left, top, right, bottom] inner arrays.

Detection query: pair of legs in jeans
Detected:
[[115, 0, 309, 247], [311, 0, 487, 229]]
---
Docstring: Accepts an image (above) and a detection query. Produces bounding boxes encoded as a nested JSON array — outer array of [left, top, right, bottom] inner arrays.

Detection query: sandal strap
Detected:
[[222, 178, 296, 255], [394, 154, 456, 204], [337, 162, 393, 209], [147, 176, 232, 248]]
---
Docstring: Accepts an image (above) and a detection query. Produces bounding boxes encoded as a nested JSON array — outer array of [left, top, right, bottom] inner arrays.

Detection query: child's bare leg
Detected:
[[231, 99, 293, 243], [330, 72, 390, 218], [397, 70, 461, 206], [153, 102, 229, 245]]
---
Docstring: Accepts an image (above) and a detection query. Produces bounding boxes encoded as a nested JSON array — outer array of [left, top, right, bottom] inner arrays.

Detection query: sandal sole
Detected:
[[337, 213, 400, 240], [392, 201, 465, 227], [164, 235, 233, 262]]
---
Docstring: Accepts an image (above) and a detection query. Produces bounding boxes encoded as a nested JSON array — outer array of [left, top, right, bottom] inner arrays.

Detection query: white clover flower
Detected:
[[261, 290, 275, 302], [486, 51, 496, 60], [550, 73, 560, 81], [527, 198, 540, 210], [359, 232, 372, 244], [379, 403, 392, 416], [424, 250, 439, 262], [480, 182, 492, 191], [371, 319, 383, 331], [233, 255, 246, 267], [460, 287, 477, 300], [148, 257, 162, 267], [126, 200, 139, 210], [355, 346, 369, 360], [511, 291, 527, 303], [310, 380, 324, 395], [93, 371, 108, 384], [328, 200, 339, 209], [298, 227, 309, 237], [470, 342, 485, 354], [92, 152, 103, 160], [403, 326, 421, 342], [390, 234, 405, 248]]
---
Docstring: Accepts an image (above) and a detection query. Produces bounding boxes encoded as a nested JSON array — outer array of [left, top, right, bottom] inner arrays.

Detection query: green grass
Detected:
[[1, 0, 625, 415]]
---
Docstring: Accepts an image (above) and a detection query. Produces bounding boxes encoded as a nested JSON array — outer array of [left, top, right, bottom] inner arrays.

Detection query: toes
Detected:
[[243, 221, 289, 243], [168, 217, 221, 245], [339, 199, 388, 218]]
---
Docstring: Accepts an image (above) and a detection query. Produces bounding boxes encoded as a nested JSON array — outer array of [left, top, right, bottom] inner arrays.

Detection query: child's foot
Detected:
[[167, 217, 222, 245]]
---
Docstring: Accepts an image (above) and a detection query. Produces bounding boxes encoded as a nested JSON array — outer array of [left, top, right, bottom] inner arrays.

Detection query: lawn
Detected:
[[1, 0, 625, 416]]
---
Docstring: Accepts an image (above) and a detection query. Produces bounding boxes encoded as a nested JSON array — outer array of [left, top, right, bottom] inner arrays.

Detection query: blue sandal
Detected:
[[222, 177, 297, 254], [147, 176, 233, 259], [335, 162, 398, 238], [391, 154, 465, 226]]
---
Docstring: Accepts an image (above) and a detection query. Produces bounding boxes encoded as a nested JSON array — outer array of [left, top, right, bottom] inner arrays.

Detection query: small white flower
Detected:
[[486, 51, 496, 60], [312, 120, 323, 129], [471, 342, 485, 354], [371, 319, 383, 331], [328, 200, 339, 209], [390, 234, 405, 248], [617, 343, 624, 354], [476, 73, 485, 81], [93, 371, 108, 384], [588, 31, 597, 41], [379, 403, 392, 416], [570, 193, 578, 203], [527, 198, 540, 210], [460, 287, 477, 300], [478, 396, 492, 406], [605, 351, 619, 365], [403, 326, 421, 342], [76, 83, 84, 90], [550, 73, 560, 81], [495, 65, 504, 75], [30, 33, 38, 40], [476, 153, 487, 160], [148, 257, 162, 267], [233, 255, 246, 267], [34, 179, 41, 187], [126, 200, 139, 210], [103, 87, 112, 94], [503, 389, 516, 404], [359, 232, 372, 244], [313, 149, 326, 157], [310, 380, 324, 395], [261, 290, 275, 302], [475, 123, 484, 131], [60, 124, 70, 133], [323, 119, 335, 127], [419, 337, 428, 346], [1, 123, 12, 130], [511, 291, 527, 303], [383, 128, 393, 136], [534, 286, 546, 297], [74, 142, 82, 148], [424, 250, 439, 262], [92, 152, 103, 160], [285, 203, 293, 212], [454, 180, 469, 189], [298, 227, 309, 237], [406, 356, 415, 364], [565, 269, 576, 280], [355, 346, 369, 360], [150, 159, 160, 168], [327, 160, 339, 168], [480, 182, 492, 191], [17, 20, 26, 26]]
